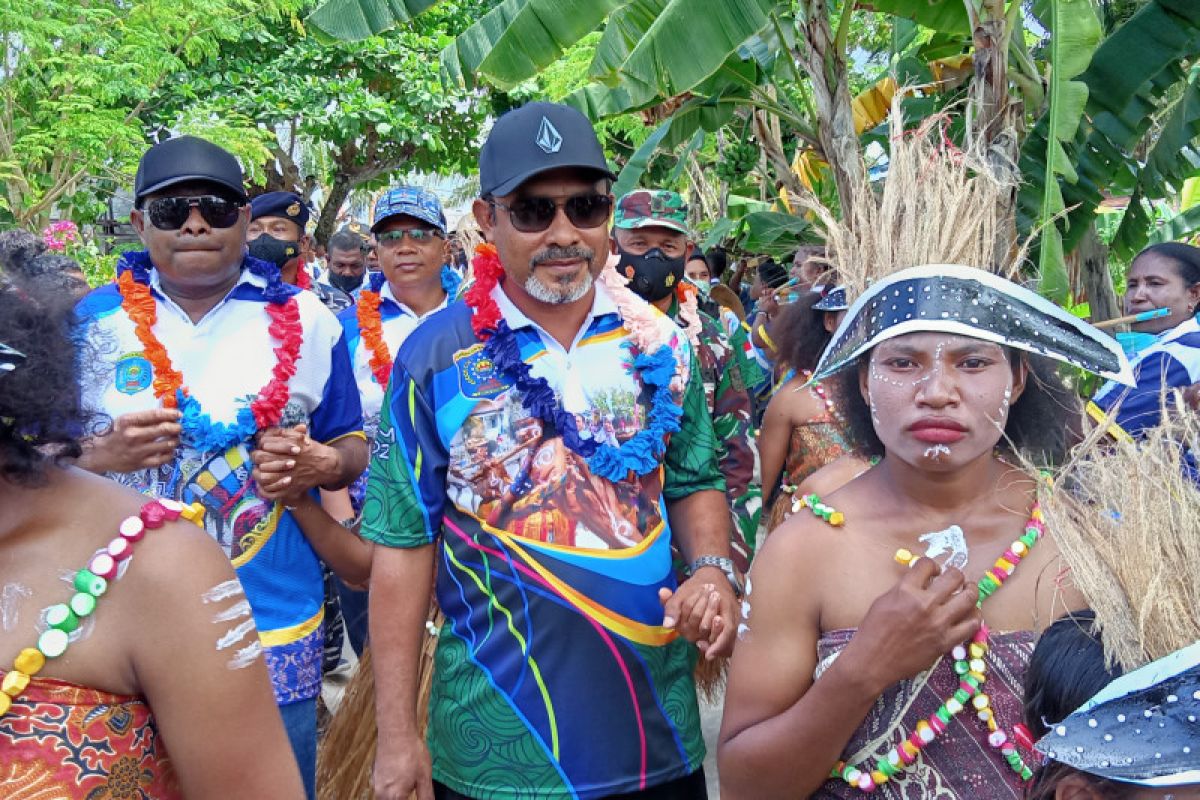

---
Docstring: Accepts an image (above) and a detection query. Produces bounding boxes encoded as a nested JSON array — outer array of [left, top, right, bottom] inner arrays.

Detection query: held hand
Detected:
[[659, 566, 739, 660], [758, 288, 780, 319], [845, 557, 981, 691], [372, 736, 433, 800], [85, 408, 182, 473], [252, 424, 339, 500]]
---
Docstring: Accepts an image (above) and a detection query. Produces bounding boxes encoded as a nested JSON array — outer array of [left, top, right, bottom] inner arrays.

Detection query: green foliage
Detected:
[[0, 0, 300, 228], [307, 0, 442, 40]]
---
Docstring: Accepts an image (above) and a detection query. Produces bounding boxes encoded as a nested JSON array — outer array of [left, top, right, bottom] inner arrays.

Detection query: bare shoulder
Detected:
[[797, 454, 876, 498]]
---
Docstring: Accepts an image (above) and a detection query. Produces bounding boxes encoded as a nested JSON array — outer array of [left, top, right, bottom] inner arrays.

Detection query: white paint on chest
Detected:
[[1, 583, 32, 632]]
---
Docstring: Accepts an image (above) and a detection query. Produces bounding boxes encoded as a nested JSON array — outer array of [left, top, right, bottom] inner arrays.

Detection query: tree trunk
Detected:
[[314, 172, 354, 248], [1076, 222, 1121, 323], [792, 0, 864, 220]]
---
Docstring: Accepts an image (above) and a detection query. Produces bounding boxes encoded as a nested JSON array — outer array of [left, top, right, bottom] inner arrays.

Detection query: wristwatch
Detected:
[[689, 555, 745, 599]]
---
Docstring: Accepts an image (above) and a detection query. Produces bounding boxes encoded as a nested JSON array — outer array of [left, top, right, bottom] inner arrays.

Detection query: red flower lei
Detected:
[[117, 270, 303, 429], [465, 243, 505, 338], [295, 260, 313, 290], [356, 288, 392, 387]]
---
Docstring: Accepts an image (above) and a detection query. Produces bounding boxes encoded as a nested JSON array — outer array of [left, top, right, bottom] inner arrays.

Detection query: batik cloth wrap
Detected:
[[361, 278, 726, 799]]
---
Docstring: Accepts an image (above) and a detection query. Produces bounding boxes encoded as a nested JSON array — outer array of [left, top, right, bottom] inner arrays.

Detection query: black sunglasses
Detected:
[[144, 195, 243, 230], [490, 193, 612, 233]]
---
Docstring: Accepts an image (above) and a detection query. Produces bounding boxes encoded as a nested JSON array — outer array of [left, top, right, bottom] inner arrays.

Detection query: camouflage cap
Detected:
[[613, 190, 689, 236]]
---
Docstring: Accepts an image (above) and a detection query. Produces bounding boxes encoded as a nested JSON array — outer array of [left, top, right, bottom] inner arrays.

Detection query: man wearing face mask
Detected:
[[248, 191, 353, 313], [612, 189, 760, 571]]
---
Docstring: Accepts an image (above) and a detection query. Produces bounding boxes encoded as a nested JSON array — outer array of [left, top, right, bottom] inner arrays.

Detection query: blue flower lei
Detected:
[[367, 263, 464, 299], [117, 250, 299, 452], [480, 319, 683, 483]]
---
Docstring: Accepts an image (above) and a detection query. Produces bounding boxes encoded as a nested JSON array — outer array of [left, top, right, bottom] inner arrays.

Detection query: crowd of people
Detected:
[[0, 99, 1197, 800]]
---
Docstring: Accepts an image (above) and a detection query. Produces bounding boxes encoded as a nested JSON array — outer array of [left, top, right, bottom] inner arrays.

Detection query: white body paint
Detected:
[[216, 619, 257, 651], [919, 524, 969, 570], [923, 444, 952, 461], [201, 579, 244, 605], [1, 583, 32, 632], [227, 641, 263, 670], [211, 599, 251, 624], [737, 576, 754, 641], [203, 578, 261, 668]]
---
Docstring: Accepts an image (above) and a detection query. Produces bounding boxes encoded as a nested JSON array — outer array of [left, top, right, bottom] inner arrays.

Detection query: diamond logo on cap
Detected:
[[536, 116, 563, 154]]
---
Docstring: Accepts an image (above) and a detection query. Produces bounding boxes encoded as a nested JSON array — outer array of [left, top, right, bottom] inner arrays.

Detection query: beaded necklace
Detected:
[[829, 504, 1045, 793], [463, 244, 685, 483], [116, 253, 303, 452], [800, 369, 843, 424], [0, 499, 205, 717]]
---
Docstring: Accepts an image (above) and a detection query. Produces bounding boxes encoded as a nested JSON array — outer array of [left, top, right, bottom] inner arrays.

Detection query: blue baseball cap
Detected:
[[371, 186, 447, 234], [479, 102, 616, 197]]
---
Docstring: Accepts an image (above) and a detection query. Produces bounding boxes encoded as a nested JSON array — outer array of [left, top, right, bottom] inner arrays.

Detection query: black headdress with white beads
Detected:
[[812, 264, 1134, 385], [813, 284, 848, 312], [1035, 641, 1200, 786], [0, 341, 24, 376]]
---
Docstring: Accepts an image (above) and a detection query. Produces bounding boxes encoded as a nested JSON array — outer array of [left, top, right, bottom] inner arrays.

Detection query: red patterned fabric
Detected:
[[0, 674, 181, 799], [812, 628, 1036, 799]]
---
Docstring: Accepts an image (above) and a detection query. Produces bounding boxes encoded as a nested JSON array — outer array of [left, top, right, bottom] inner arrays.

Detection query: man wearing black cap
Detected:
[[74, 135, 368, 799], [248, 190, 353, 313], [361, 102, 739, 800]]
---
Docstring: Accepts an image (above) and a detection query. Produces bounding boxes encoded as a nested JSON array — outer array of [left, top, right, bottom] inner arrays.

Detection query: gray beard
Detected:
[[523, 270, 593, 304]]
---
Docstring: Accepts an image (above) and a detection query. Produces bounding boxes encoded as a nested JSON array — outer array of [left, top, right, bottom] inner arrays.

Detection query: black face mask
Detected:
[[615, 246, 686, 302], [247, 234, 300, 269], [327, 269, 363, 293]]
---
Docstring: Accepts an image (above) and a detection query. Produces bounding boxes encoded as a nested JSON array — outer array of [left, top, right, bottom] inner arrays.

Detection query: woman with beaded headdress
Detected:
[[0, 232, 304, 798], [1023, 409, 1200, 800], [717, 116, 1134, 798]]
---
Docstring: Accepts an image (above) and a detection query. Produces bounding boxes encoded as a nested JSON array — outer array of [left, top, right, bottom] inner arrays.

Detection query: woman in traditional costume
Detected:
[[759, 287, 855, 532], [0, 238, 304, 799], [1026, 408, 1200, 799], [717, 121, 1134, 799]]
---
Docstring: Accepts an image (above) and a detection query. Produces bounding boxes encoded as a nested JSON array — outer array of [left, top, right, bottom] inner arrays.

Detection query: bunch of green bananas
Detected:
[[713, 140, 760, 184]]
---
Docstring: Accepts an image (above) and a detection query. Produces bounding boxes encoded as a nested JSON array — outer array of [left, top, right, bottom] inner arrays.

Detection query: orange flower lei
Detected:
[[117, 270, 303, 434], [356, 288, 392, 387]]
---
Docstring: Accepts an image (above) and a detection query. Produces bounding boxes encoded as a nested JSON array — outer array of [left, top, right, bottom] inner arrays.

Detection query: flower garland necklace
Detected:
[[463, 244, 684, 483], [117, 252, 303, 452], [829, 504, 1046, 793], [1, 499, 205, 717], [357, 267, 463, 388]]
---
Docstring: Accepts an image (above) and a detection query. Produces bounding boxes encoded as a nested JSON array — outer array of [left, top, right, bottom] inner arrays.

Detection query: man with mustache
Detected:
[[363, 102, 741, 800]]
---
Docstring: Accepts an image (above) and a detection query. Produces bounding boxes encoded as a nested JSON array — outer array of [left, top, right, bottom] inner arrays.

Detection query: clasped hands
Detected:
[[658, 565, 739, 660], [251, 424, 341, 502]]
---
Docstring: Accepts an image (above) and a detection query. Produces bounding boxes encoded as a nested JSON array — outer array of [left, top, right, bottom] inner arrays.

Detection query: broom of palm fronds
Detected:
[[316, 604, 443, 800], [1039, 398, 1200, 672], [802, 100, 1022, 299]]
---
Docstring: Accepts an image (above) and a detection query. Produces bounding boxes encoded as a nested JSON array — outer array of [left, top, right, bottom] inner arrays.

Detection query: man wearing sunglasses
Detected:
[[612, 189, 760, 576], [363, 102, 739, 800], [74, 135, 368, 799], [248, 191, 353, 313]]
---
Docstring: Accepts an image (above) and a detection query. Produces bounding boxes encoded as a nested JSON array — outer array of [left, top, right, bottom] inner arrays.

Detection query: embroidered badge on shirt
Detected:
[[455, 343, 508, 400], [114, 352, 153, 395]]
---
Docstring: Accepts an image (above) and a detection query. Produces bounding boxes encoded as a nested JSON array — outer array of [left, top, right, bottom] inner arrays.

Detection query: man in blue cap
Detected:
[[363, 102, 739, 800], [248, 191, 352, 312], [74, 135, 368, 799]]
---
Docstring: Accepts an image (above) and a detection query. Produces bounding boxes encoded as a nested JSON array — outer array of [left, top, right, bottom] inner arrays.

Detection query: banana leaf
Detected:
[[305, 0, 440, 40]]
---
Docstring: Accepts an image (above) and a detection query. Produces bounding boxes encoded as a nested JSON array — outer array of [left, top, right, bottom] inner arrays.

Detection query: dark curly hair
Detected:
[[1023, 610, 1132, 800], [771, 292, 834, 375], [832, 348, 1082, 466], [0, 230, 88, 485]]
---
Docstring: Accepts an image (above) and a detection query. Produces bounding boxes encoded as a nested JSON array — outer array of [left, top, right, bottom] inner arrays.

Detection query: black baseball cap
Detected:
[[134, 135, 248, 206], [479, 102, 616, 197]]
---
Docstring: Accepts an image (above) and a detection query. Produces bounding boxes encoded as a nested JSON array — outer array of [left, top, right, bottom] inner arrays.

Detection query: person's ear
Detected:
[[473, 198, 495, 240], [130, 208, 147, 243], [1010, 354, 1030, 406], [1053, 772, 1109, 800]]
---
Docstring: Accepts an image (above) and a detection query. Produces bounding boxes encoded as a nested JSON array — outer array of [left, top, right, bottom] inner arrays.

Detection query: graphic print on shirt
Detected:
[[114, 351, 153, 395], [444, 335, 667, 551]]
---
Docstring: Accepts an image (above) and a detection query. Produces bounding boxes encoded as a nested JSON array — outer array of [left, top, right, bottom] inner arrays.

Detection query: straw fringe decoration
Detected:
[[316, 604, 443, 800], [801, 100, 1023, 299], [1039, 398, 1200, 673]]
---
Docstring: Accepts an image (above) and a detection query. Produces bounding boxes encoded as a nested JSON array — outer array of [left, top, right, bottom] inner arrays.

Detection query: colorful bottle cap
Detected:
[[89, 552, 117, 580], [37, 628, 69, 659], [73, 569, 108, 597], [45, 603, 79, 633], [119, 516, 146, 542], [0, 693, 10, 715], [69, 592, 97, 618], [107, 537, 133, 562], [13, 648, 46, 676], [158, 498, 184, 520], [1, 670, 30, 697], [140, 501, 168, 529], [180, 501, 206, 526]]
